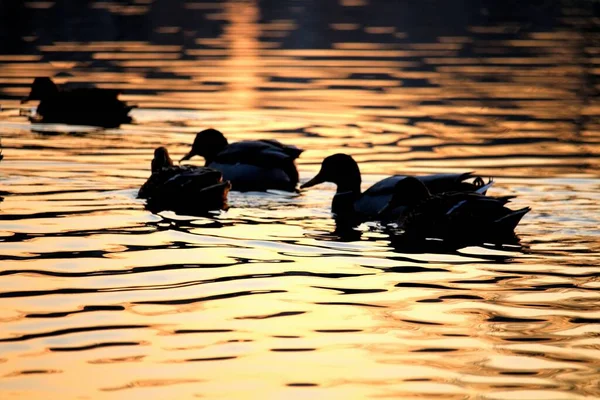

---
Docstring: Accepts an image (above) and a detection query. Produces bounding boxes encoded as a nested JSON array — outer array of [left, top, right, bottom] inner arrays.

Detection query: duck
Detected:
[[180, 128, 303, 192], [300, 153, 493, 224], [21, 77, 134, 128], [139, 147, 231, 216], [381, 176, 530, 243]]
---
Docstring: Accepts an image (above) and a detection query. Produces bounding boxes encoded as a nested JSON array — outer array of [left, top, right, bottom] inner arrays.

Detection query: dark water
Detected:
[[0, 1, 599, 398]]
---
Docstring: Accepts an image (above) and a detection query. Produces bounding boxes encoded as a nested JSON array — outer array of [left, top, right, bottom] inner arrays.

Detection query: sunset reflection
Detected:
[[0, 0, 599, 399], [223, 0, 261, 110]]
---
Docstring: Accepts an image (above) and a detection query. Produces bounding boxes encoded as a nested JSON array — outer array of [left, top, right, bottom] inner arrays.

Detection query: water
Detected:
[[0, 0, 599, 398]]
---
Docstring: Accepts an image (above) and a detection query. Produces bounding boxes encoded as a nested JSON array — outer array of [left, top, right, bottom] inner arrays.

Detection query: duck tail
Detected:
[[459, 172, 494, 195], [494, 207, 531, 231], [458, 171, 476, 182], [169, 180, 231, 214], [197, 180, 231, 195], [285, 145, 303, 159], [475, 178, 494, 195], [494, 195, 516, 205]]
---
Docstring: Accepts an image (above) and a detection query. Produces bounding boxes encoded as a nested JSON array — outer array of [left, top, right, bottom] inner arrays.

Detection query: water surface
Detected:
[[0, 1, 599, 399]]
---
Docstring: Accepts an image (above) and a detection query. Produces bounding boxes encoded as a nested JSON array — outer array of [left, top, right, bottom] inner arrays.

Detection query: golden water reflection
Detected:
[[0, 0, 599, 399]]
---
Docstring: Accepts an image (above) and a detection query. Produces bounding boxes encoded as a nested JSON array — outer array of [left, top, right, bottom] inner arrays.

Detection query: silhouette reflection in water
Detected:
[[0, 0, 598, 399]]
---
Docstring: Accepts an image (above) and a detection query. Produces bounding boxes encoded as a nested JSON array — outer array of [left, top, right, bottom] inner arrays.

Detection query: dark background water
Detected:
[[0, 1, 599, 399]]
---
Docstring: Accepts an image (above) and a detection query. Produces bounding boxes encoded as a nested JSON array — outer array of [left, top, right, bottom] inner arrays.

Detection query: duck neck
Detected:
[[204, 155, 216, 166], [203, 148, 221, 166], [331, 178, 361, 223], [204, 142, 227, 166], [33, 78, 59, 100], [335, 179, 361, 197]]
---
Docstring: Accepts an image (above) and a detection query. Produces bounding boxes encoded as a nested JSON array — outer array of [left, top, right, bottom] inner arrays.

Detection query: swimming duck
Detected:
[[139, 147, 230, 215], [301, 153, 492, 223], [21, 77, 134, 128], [180, 128, 303, 192], [381, 176, 530, 243]]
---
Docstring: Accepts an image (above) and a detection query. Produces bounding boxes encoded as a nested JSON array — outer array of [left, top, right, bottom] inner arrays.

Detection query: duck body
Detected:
[[355, 172, 491, 219], [22, 77, 134, 128], [181, 129, 303, 192], [139, 147, 230, 216], [207, 161, 293, 192], [385, 177, 530, 244], [301, 154, 492, 224]]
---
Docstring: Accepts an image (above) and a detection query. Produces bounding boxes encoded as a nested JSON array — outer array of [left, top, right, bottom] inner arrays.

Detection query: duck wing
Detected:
[[258, 139, 303, 159], [364, 173, 491, 197], [494, 207, 530, 232], [213, 140, 302, 187], [444, 195, 530, 239], [66, 87, 121, 102], [357, 173, 492, 220], [139, 165, 222, 199], [35, 90, 133, 127], [417, 172, 492, 194], [139, 165, 229, 214], [356, 175, 407, 217], [214, 140, 302, 165], [400, 192, 528, 241]]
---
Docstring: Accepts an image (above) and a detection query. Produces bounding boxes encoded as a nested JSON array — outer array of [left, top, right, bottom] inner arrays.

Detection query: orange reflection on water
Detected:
[[0, 0, 599, 399]]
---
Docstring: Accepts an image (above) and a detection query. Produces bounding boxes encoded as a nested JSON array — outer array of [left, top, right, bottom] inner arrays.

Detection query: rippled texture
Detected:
[[0, 0, 599, 399]]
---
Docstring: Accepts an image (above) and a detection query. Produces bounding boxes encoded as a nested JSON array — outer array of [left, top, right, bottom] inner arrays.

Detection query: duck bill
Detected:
[[179, 151, 194, 163], [300, 173, 325, 189]]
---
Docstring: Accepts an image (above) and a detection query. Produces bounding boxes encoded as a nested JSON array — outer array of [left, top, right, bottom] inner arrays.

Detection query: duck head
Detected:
[[301, 153, 362, 193], [393, 176, 431, 205], [21, 77, 59, 103], [180, 128, 229, 164], [151, 147, 174, 173], [378, 176, 431, 219]]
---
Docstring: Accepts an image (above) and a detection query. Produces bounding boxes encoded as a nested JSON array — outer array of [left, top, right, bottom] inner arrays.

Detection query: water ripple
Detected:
[[0, 0, 599, 399]]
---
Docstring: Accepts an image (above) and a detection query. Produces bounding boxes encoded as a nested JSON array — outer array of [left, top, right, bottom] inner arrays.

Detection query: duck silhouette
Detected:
[[180, 128, 303, 192], [21, 77, 134, 128], [301, 153, 492, 224], [139, 147, 230, 216], [381, 176, 530, 244]]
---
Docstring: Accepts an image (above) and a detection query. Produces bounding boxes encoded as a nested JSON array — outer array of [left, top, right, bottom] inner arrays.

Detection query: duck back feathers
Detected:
[[396, 188, 530, 242], [302, 154, 496, 223], [181, 129, 303, 192], [22, 77, 134, 128], [212, 140, 302, 191], [139, 147, 230, 215], [207, 162, 293, 192], [356, 172, 493, 219], [214, 140, 302, 166]]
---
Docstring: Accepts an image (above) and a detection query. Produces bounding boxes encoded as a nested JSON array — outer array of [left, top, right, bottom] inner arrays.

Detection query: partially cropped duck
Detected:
[[301, 153, 492, 224], [21, 77, 134, 128], [381, 176, 530, 243], [180, 128, 303, 192], [139, 147, 230, 215]]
